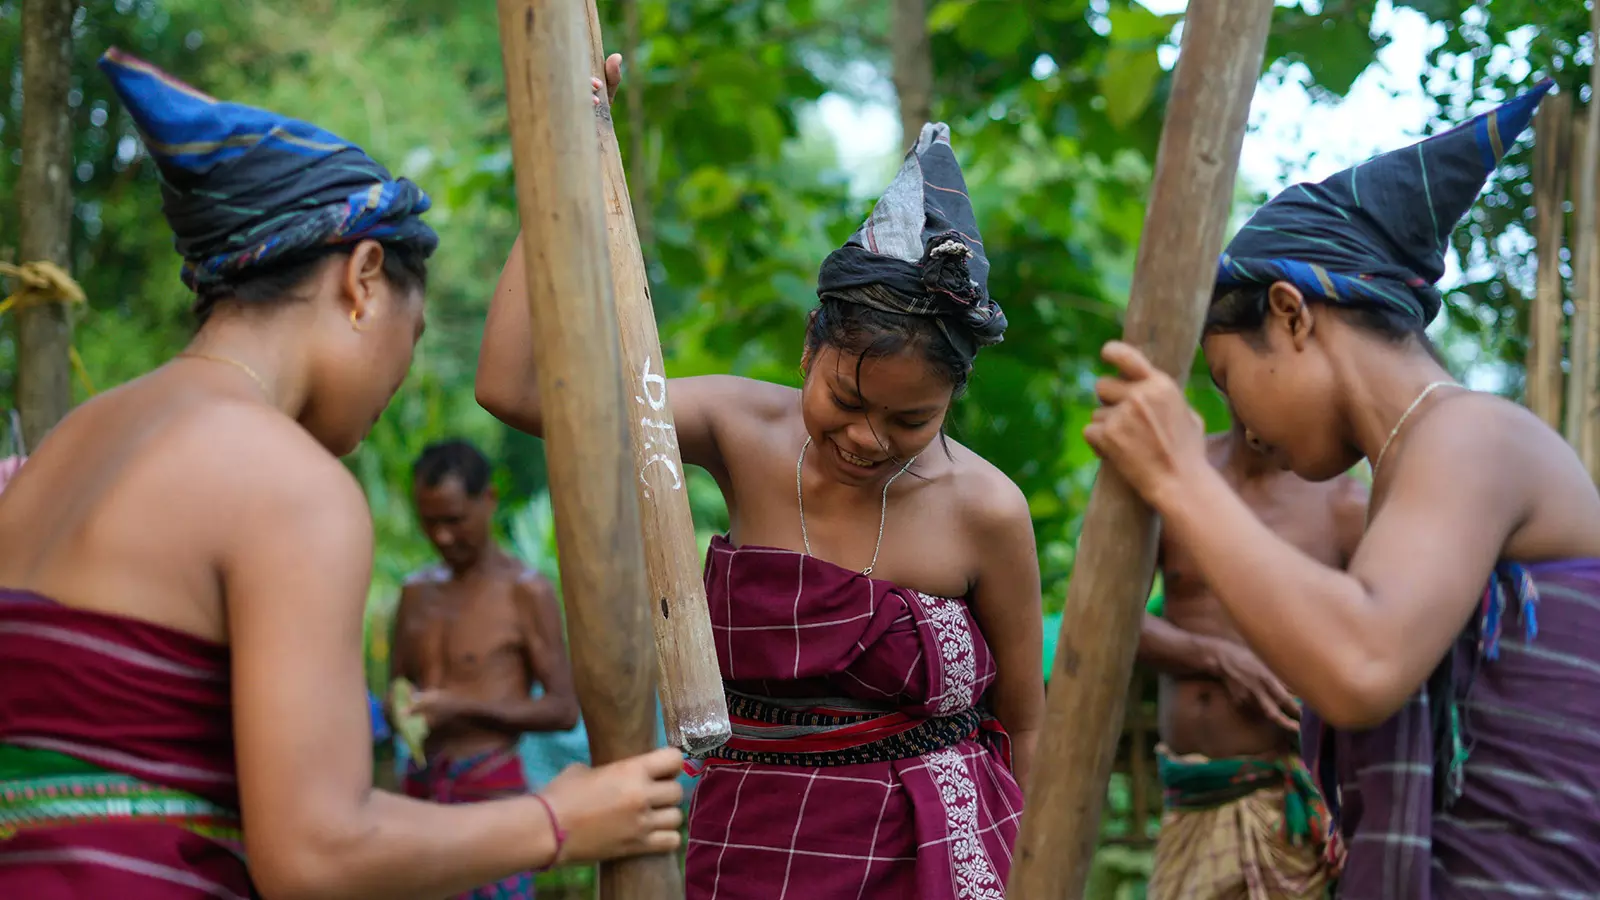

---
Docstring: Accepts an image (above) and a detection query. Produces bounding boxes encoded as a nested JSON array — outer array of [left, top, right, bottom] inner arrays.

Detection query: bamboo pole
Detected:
[[582, 1, 731, 757], [496, 2, 681, 896], [1126, 672, 1150, 843], [1585, 4, 1600, 477], [16, 0, 76, 449], [1529, 92, 1570, 430], [1005, 3, 1273, 897], [1565, 111, 1591, 452]]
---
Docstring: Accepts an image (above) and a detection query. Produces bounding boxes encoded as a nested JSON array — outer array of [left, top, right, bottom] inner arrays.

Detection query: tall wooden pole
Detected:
[[582, 0, 731, 756], [1529, 93, 1570, 430], [1565, 110, 1592, 453], [496, 2, 680, 896], [1005, 4, 1273, 897], [16, 0, 76, 449], [1584, 3, 1600, 478]]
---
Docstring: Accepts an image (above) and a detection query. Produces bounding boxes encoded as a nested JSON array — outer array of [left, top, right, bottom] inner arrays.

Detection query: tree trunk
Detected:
[[1005, 4, 1274, 898], [1529, 92, 1570, 430], [890, 0, 933, 150], [16, 0, 76, 450], [496, 1, 680, 896]]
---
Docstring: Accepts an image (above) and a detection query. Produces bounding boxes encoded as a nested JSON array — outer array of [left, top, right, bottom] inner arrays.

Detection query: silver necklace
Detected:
[[796, 436, 915, 576], [1372, 380, 1460, 475]]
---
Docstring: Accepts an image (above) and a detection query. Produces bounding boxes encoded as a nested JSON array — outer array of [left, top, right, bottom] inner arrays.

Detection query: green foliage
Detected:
[[1390, 0, 1585, 391], [1268, 1, 1393, 98]]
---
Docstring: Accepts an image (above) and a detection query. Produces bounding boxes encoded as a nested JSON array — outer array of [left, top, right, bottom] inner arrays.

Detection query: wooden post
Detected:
[[1565, 111, 1591, 453], [1005, 4, 1272, 897], [1529, 92, 1570, 430], [16, 0, 76, 450], [496, 2, 681, 897], [1585, 6, 1600, 478], [582, 0, 731, 756], [1126, 671, 1150, 843]]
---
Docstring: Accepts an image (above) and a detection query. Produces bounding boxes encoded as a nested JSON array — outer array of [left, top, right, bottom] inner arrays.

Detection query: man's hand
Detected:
[[1206, 638, 1301, 732], [406, 689, 474, 730], [591, 52, 622, 108]]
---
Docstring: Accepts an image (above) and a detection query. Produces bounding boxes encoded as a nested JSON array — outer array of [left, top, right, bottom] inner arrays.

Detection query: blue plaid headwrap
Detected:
[[1218, 80, 1553, 326], [99, 48, 438, 294]]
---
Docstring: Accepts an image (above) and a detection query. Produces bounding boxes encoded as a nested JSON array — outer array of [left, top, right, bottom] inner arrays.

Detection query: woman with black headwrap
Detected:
[[0, 51, 684, 899], [479, 60, 1042, 900], [1090, 82, 1600, 895]]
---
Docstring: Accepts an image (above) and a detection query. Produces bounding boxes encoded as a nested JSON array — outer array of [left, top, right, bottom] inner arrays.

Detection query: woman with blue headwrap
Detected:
[[0, 50, 684, 898], [1090, 82, 1600, 895]]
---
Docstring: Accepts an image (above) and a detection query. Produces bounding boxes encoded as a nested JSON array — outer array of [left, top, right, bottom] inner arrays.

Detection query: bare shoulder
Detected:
[[510, 569, 564, 645], [947, 440, 1032, 535], [1405, 391, 1582, 494], [1426, 392, 1600, 556], [681, 374, 797, 423], [393, 576, 437, 622], [402, 564, 450, 587], [176, 402, 365, 525], [512, 567, 557, 602], [1381, 390, 1600, 558]]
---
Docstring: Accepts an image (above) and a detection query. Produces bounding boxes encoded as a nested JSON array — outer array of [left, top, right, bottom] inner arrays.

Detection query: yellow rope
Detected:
[[0, 260, 97, 396], [0, 260, 85, 316], [68, 346, 96, 395]]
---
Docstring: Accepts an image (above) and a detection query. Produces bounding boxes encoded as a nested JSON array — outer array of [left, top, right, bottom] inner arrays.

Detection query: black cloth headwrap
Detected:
[[1218, 80, 1552, 327], [99, 48, 438, 294], [817, 123, 1006, 364]]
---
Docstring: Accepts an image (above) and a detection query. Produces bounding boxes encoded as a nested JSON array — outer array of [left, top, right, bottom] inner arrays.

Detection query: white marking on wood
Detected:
[[634, 356, 683, 498]]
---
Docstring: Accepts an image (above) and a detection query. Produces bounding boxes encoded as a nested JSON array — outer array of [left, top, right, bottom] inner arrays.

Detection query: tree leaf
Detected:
[[927, 0, 973, 34], [1099, 46, 1163, 129]]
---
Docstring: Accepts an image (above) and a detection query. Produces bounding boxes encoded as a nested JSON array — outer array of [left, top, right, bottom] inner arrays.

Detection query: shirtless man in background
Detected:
[[391, 439, 578, 900], [1139, 417, 1366, 900]]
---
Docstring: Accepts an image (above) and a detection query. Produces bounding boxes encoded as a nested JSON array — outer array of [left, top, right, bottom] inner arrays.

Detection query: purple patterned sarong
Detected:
[[1303, 559, 1600, 897]]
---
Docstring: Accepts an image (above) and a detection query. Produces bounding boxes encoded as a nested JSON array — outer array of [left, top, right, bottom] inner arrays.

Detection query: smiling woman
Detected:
[[477, 58, 1044, 900]]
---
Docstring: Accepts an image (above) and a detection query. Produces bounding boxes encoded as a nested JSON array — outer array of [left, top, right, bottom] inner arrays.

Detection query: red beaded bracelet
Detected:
[[532, 794, 567, 872]]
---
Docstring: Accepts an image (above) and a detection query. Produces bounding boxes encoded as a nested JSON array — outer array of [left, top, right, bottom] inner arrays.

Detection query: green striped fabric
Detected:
[[0, 743, 243, 851]]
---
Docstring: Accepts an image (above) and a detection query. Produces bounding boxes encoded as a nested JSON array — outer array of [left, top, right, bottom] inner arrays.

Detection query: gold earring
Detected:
[[350, 309, 365, 332]]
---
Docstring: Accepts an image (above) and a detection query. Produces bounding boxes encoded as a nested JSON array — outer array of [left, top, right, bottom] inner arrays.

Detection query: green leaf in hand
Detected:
[[389, 677, 431, 767]]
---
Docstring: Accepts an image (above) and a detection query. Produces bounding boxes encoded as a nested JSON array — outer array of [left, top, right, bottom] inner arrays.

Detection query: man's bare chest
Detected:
[[400, 587, 524, 668]]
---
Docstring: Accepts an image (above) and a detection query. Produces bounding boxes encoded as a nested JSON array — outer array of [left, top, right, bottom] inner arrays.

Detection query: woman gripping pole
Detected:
[[0, 50, 683, 900]]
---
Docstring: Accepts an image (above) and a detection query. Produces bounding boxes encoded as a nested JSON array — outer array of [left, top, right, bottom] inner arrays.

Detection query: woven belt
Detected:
[[708, 693, 983, 768]]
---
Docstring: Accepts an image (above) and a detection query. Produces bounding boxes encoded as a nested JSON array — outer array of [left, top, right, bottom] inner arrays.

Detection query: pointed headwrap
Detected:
[[816, 122, 1006, 364], [98, 48, 438, 294], [1217, 80, 1553, 326]]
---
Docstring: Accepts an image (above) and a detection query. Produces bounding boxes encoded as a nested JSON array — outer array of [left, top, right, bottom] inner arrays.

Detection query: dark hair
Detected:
[[1203, 283, 1447, 365], [192, 241, 429, 326], [413, 439, 492, 496], [806, 289, 973, 396]]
